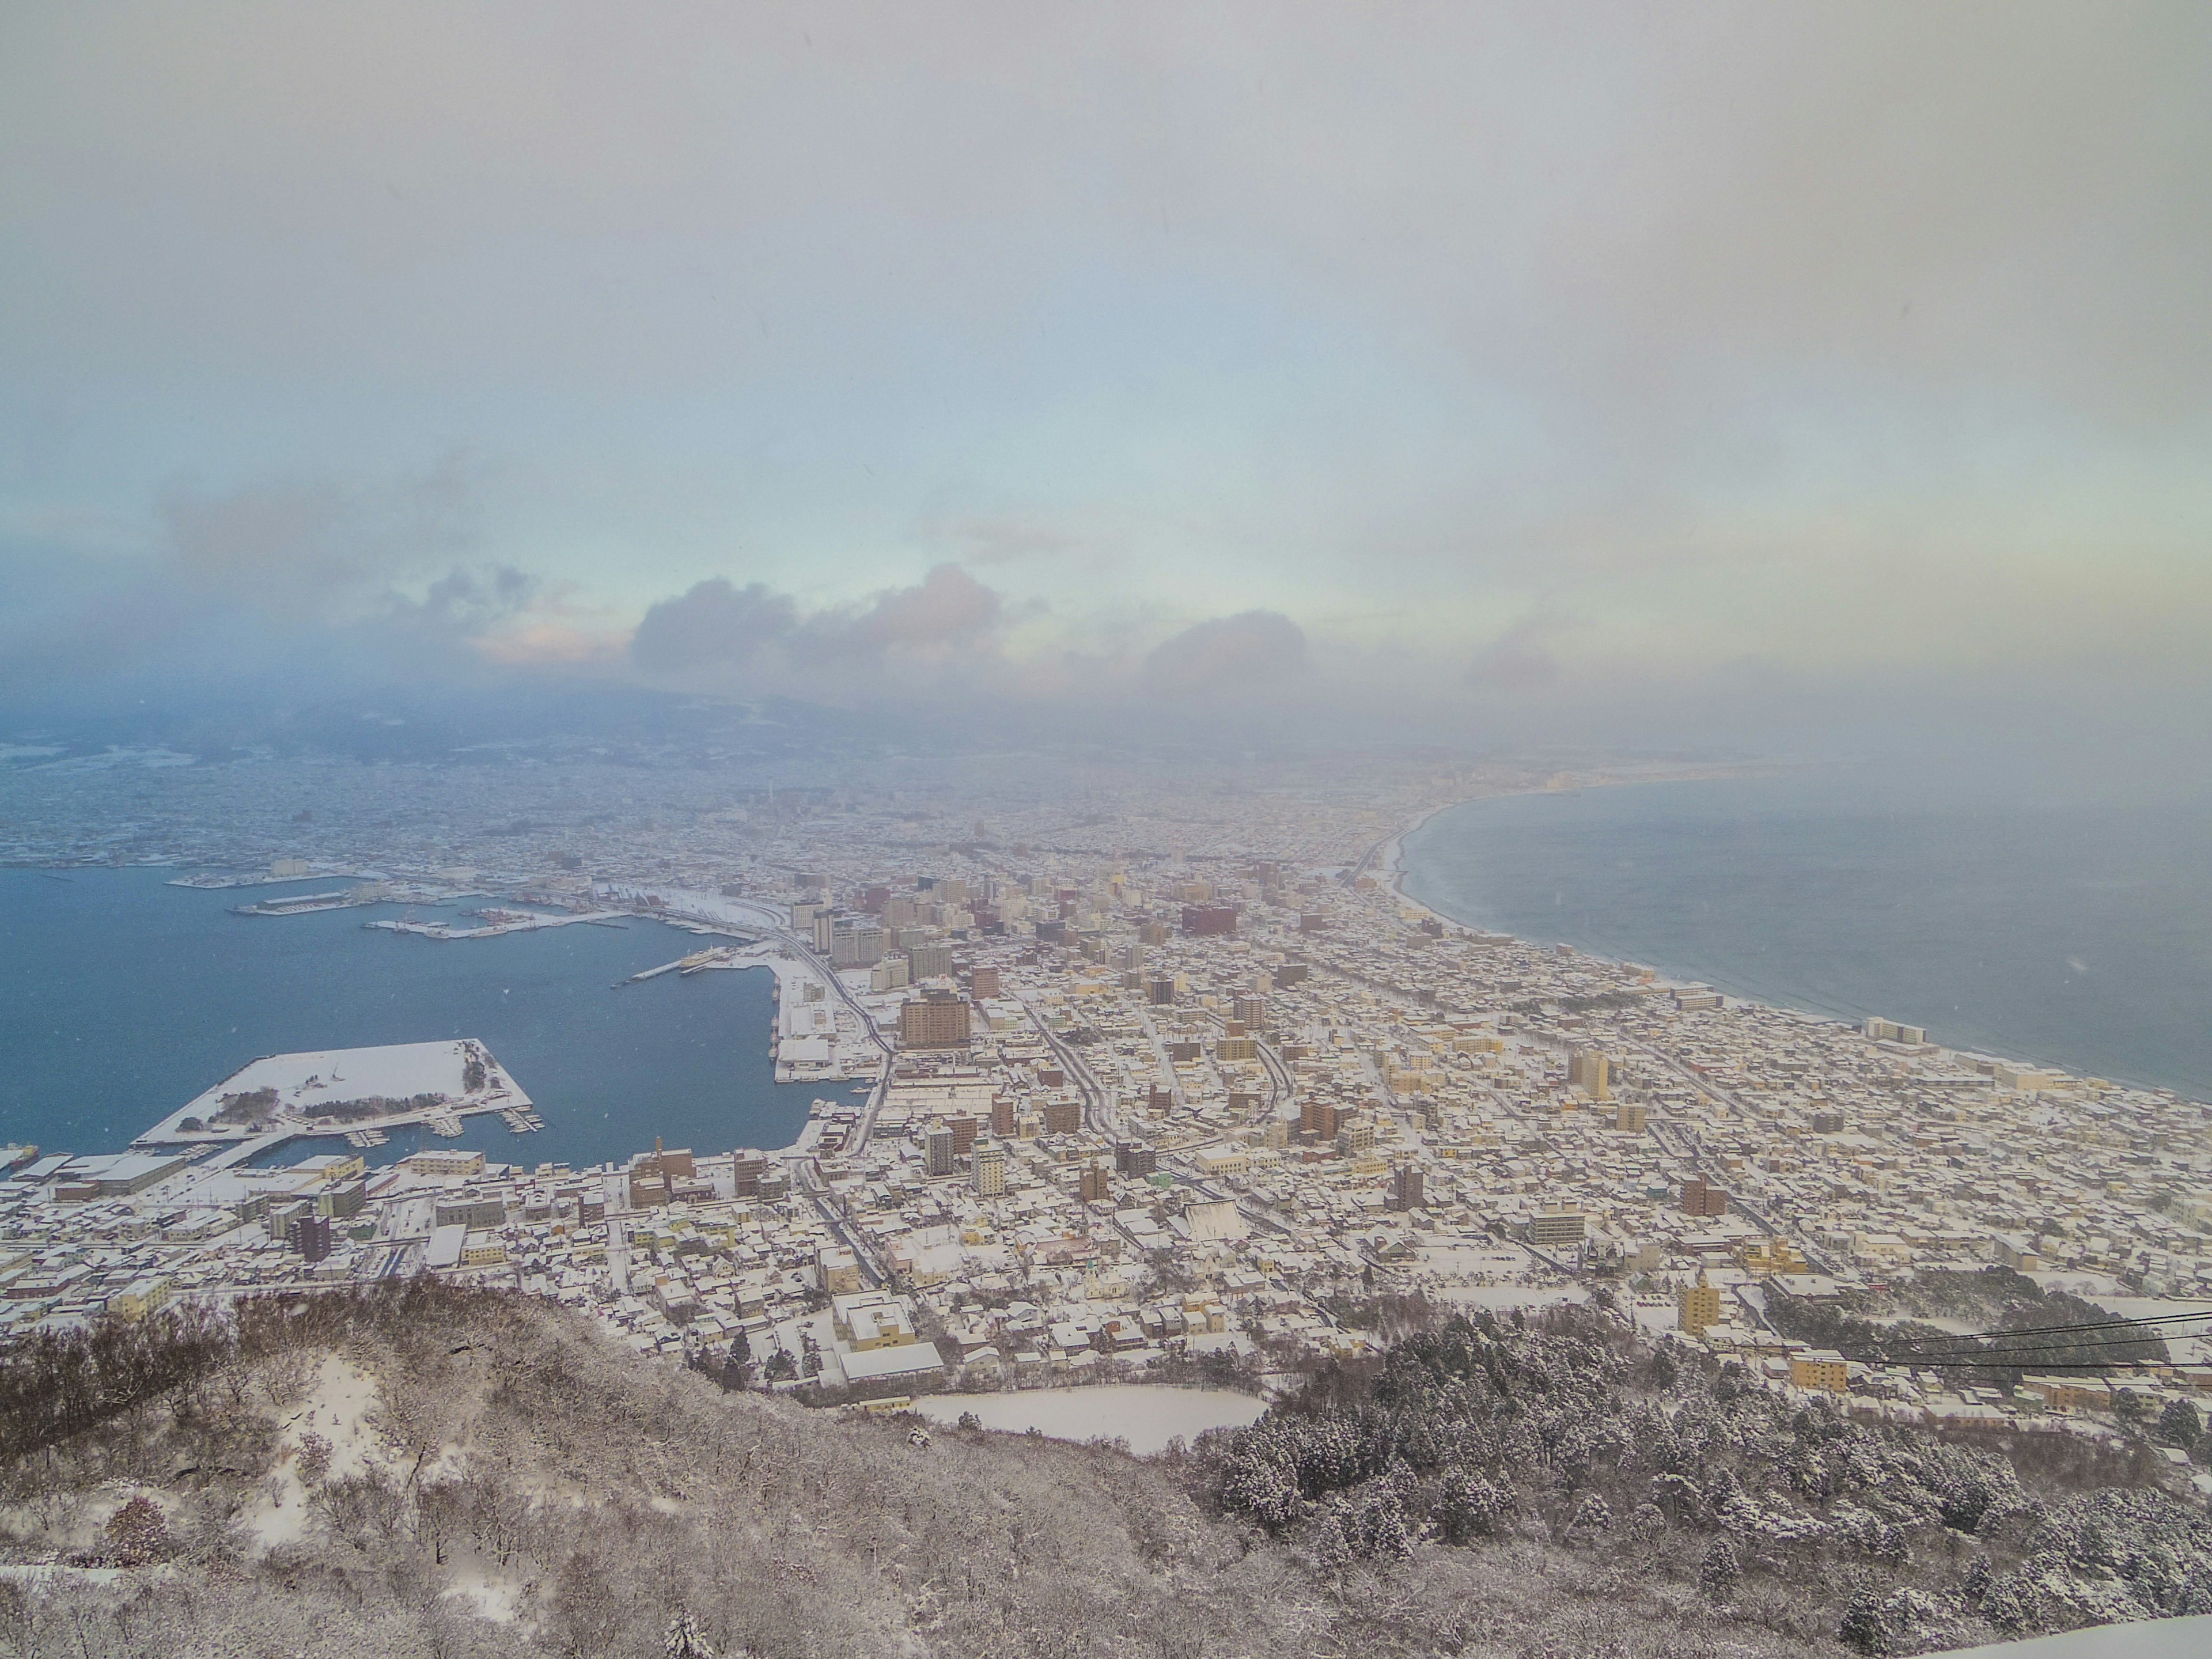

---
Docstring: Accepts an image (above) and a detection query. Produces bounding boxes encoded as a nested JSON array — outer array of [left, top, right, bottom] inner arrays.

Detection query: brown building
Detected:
[[1115, 1142, 1158, 1177], [968, 965, 1001, 999], [1681, 1177, 1730, 1217], [1301, 1098, 1342, 1141], [732, 1152, 767, 1198], [991, 1093, 1016, 1137], [1043, 1100, 1082, 1136], [1389, 1164, 1425, 1211], [948, 1115, 979, 1155], [1181, 904, 1237, 936], [898, 989, 972, 1049], [1079, 1163, 1111, 1202]]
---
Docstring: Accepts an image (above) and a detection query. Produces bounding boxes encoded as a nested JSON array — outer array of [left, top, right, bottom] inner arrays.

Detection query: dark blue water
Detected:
[[1400, 773, 2212, 1099], [0, 868, 820, 1167]]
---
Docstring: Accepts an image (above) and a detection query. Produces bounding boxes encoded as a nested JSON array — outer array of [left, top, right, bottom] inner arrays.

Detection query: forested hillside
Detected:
[[0, 1286, 2203, 1658]]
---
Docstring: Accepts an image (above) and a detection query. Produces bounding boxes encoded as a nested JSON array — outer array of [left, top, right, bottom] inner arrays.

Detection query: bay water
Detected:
[[0, 867, 822, 1168]]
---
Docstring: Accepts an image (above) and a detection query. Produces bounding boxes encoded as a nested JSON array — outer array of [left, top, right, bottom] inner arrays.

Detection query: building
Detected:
[[1528, 1208, 1587, 1247], [1614, 1103, 1648, 1133], [871, 956, 912, 993], [1181, 904, 1237, 936], [909, 943, 955, 979], [1301, 1099, 1342, 1141], [1080, 1163, 1111, 1202], [899, 989, 972, 1050], [1336, 1117, 1377, 1157], [1145, 975, 1177, 1007], [1790, 1349, 1850, 1393], [433, 1196, 506, 1230], [969, 965, 1001, 999], [1681, 1177, 1730, 1217], [1567, 1050, 1611, 1100], [1388, 1164, 1425, 1211], [1043, 1100, 1082, 1136], [1115, 1142, 1158, 1177], [925, 1123, 956, 1178], [288, 1213, 334, 1263], [947, 1115, 979, 1156], [833, 1291, 921, 1351], [1678, 1271, 1722, 1335], [401, 1148, 487, 1179], [990, 1094, 1016, 1137], [973, 1141, 1007, 1198], [817, 1246, 863, 1294]]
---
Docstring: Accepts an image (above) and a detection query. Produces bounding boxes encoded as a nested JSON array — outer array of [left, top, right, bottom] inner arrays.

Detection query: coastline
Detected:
[[1388, 776, 2211, 1103]]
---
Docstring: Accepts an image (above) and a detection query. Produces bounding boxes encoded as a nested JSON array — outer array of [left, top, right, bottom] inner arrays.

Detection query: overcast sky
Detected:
[[3, 3, 2208, 757]]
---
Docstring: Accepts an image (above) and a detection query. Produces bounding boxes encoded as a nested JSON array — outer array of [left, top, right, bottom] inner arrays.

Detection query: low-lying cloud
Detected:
[[629, 563, 1005, 695], [1143, 610, 1309, 699]]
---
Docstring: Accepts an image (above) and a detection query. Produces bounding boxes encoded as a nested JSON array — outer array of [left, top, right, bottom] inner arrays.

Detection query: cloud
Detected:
[[628, 579, 800, 676], [160, 454, 480, 623], [628, 563, 1007, 695], [1143, 611, 1309, 699], [1465, 603, 1580, 692]]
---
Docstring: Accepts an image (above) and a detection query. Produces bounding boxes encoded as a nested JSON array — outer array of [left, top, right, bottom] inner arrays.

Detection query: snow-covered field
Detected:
[[142, 1038, 523, 1141], [912, 1385, 1266, 1453]]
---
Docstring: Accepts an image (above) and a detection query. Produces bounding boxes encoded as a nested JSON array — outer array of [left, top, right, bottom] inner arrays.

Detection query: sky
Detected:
[[2, 3, 2209, 763]]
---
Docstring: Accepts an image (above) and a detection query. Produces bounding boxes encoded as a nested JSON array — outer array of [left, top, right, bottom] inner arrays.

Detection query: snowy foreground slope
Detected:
[[0, 1286, 2205, 1658]]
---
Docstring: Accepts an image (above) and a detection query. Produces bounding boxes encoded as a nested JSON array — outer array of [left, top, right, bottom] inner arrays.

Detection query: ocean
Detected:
[[0, 868, 823, 1168], [1399, 771, 2212, 1100]]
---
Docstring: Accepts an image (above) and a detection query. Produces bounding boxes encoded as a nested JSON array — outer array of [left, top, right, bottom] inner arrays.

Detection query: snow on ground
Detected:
[[912, 1385, 1266, 1454], [1928, 1612, 2212, 1659], [242, 1354, 387, 1552], [1438, 1285, 1591, 1312], [146, 1038, 524, 1141]]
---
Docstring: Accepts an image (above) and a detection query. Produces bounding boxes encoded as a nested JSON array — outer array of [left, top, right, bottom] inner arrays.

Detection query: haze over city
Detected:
[[4, 3, 2209, 770]]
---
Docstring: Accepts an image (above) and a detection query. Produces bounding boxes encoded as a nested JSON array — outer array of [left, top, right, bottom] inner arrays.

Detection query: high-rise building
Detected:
[[1567, 1050, 1610, 1100], [1681, 1177, 1729, 1217], [1232, 995, 1267, 1028], [925, 1123, 956, 1178], [968, 965, 1001, 999], [1336, 1116, 1377, 1157], [1080, 1163, 1110, 1202], [1389, 1164, 1425, 1211], [1615, 1103, 1649, 1133], [990, 1093, 1016, 1137], [1180, 904, 1237, 936], [1145, 975, 1176, 1007], [1043, 1100, 1081, 1136], [289, 1213, 333, 1263], [1301, 1098, 1342, 1141], [973, 1141, 1007, 1198], [899, 988, 972, 1049], [948, 1115, 979, 1155], [1114, 1142, 1158, 1177], [1679, 1271, 1722, 1334], [731, 1152, 766, 1198], [909, 943, 955, 979]]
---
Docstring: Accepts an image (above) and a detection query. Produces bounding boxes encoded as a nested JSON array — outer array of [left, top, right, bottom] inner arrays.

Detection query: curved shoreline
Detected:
[[1390, 779, 2209, 1102]]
